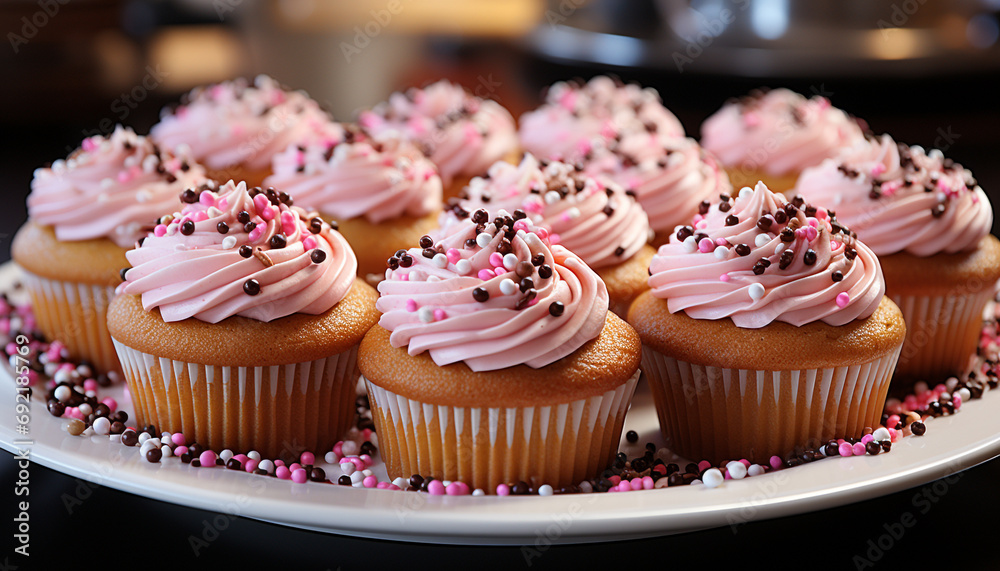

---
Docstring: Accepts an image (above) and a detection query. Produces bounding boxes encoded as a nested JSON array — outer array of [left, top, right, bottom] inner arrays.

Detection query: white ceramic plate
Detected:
[[1, 262, 998, 545]]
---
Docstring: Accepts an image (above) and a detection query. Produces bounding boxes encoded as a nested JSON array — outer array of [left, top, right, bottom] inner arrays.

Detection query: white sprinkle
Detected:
[[872, 427, 891, 442], [726, 461, 747, 479], [124, 155, 138, 168], [713, 246, 728, 260], [248, 450, 261, 461], [472, 488, 485, 496], [84, 390, 97, 398], [52, 159, 66, 172], [754, 233, 770, 247], [775, 243, 785, 255], [455, 259, 472, 275], [219, 449, 234, 462], [339, 461, 356, 475], [544, 190, 561, 204], [100, 178, 114, 190], [142, 154, 158, 173], [258, 459, 274, 474], [749, 283, 765, 301], [910, 145, 925, 155], [325, 451, 338, 464], [207, 206, 222, 217], [499, 279, 517, 295], [476, 232, 492, 248], [92, 417, 111, 435], [54, 385, 71, 402], [538, 484, 554, 496], [161, 445, 173, 458], [683, 236, 698, 252], [567, 207, 581, 219], [362, 469, 373, 477], [350, 471, 365, 484], [341, 440, 359, 455], [222, 236, 237, 249], [136, 189, 152, 203], [739, 186, 753, 200], [929, 149, 944, 160], [747, 464, 766, 477], [432, 253, 448, 268], [502, 253, 518, 270], [393, 477, 409, 489], [702, 468, 724, 488], [418, 307, 435, 322], [957, 387, 971, 402], [166, 223, 178, 236], [427, 275, 441, 283], [936, 192, 947, 203], [578, 481, 593, 494], [78, 403, 93, 417]]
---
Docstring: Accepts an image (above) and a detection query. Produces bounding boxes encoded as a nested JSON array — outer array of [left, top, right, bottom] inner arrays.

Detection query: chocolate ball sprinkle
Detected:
[[269, 234, 287, 249], [735, 244, 751, 256], [548, 301, 565, 317], [472, 287, 489, 302], [538, 265, 553, 279], [419, 235, 433, 248], [910, 421, 926, 436], [237, 210, 251, 224], [831, 270, 843, 282], [725, 215, 739, 226], [146, 448, 162, 463], [239, 245, 253, 258], [180, 189, 198, 203], [243, 279, 261, 295], [119, 268, 129, 282], [310, 249, 326, 263], [217, 221, 229, 234], [180, 220, 195, 236]]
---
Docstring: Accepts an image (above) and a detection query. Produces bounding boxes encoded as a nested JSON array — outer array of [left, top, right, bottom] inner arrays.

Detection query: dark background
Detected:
[[3, 1, 1000, 568]]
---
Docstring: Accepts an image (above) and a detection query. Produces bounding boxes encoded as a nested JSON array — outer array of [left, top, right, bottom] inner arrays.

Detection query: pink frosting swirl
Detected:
[[264, 126, 442, 224], [701, 88, 865, 176], [518, 76, 685, 161], [794, 134, 993, 256], [583, 134, 731, 235], [439, 155, 649, 269], [150, 75, 334, 171], [27, 125, 208, 248], [376, 211, 609, 371], [649, 181, 884, 328], [358, 80, 517, 184], [119, 180, 356, 323]]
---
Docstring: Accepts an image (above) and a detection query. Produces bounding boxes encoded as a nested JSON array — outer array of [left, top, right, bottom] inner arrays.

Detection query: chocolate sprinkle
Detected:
[[548, 301, 565, 316], [269, 234, 287, 249], [180, 220, 195, 236], [239, 245, 253, 258], [472, 287, 489, 302], [310, 249, 326, 264], [243, 279, 260, 295], [217, 221, 229, 234], [735, 244, 751, 256]]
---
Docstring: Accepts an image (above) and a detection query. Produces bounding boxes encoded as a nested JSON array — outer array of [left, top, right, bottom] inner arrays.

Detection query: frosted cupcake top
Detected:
[[377, 210, 609, 371], [119, 180, 356, 323], [264, 125, 442, 224], [583, 134, 731, 235], [358, 80, 517, 184], [701, 88, 865, 177], [150, 75, 334, 171], [649, 181, 884, 328], [518, 76, 684, 161], [28, 125, 208, 248], [440, 155, 649, 269], [794, 134, 992, 257]]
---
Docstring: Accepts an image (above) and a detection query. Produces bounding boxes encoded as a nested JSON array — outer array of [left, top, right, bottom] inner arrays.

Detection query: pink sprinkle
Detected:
[[170, 433, 186, 446], [292, 469, 308, 484], [233, 454, 248, 463], [446, 482, 470, 496], [512, 220, 529, 233], [350, 457, 365, 470], [887, 414, 900, 428], [558, 88, 577, 110], [724, 471, 732, 480], [871, 163, 886, 177], [300, 451, 315, 465], [692, 214, 704, 224], [743, 111, 761, 127], [281, 211, 297, 236], [245, 459, 258, 473], [117, 171, 131, 183], [740, 459, 751, 468], [199, 191, 215, 206], [861, 434, 874, 444], [608, 475, 621, 485], [192, 211, 208, 222], [804, 226, 818, 242], [617, 481, 632, 492], [446, 248, 461, 263], [535, 227, 549, 240], [427, 480, 446, 495], [715, 238, 728, 246], [276, 466, 291, 480], [154, 224, 167, 237], [275, 459, 285, 467], [463, 123, 482, 144], [81, 137, 98, 152], [630, 478, 643, 491], [433, 309, 446, 321], [302, 236, 317, 250], [816, 209, 828, 220], [253, 194, 270, 213], [642, 476, 654, 490], [260, 205, 276, 222], [400, 273, 409, 281], [493, 266, 506, 277], [406, 299, 417, 312], [83, 379, 98, 392], [698, 238, 714, 253], [836, 292, 850, 308], [769, 456, 782, 470], [101, 397, 117, 412], [360, 454, 374, 467], [496, 484, 510, 496], [333, 441, 343, 456], [477, 269, 494, 281], [377, 482, 391, 489], [807, 217, 819, 228], [954, 395, 962, 410], [489, 252, 504, 267], [852, 442, 867, 456], [199, 450, 217, 466], [363, 475, 378, 488], [888, 428, 898, 441], [174, 446, 188, 456], [838, 442, 853, 457], [248, 227, 263, 243], [697, 460, 711, 471], [548, 233, 560, 245]]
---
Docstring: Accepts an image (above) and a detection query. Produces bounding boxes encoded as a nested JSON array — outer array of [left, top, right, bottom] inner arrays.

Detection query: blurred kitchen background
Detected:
[[2, 0, 1000, 227]]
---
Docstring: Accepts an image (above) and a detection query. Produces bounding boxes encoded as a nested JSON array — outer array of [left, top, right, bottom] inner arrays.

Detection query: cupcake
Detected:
[[151, 75, 333, 187], [628, 182, 905, 464], [440, 155, 653, 317], [518, 75, 685, 161], [358, 80, 518, 199], [701, 88, 864, 193], [795, 134, 1000, 382], [11, 126, 208, 373], [582, 134, 731, 247], [108, 181, 379, 458], [359, 211, 641, 491], [263, 124, 443, 282]]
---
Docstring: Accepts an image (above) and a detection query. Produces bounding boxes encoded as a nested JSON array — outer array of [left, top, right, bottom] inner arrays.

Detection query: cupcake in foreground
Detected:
[[582, 135, 731, 247], [440, 155, 654, 317], [108, 181, 379, 458], [518, 75, 684, 161], [11, 126, 208, 373], [359, 211, 641, 491], [358, 79, 518, 199], [701, 88, 864, 192], [151, 75, 333, 187], [795, 135, 1000, 381], [628, 182, 905, 464], [264, 124, 443, 281]]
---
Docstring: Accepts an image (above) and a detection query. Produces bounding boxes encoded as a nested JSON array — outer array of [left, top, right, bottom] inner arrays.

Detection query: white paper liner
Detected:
[[112, 340, 358, 459], [21, 271, 119, 373], [641, 346, 901, 464], [364, 370, 640, 490], [891, 289, 994, 380]]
